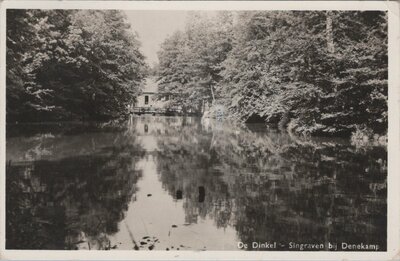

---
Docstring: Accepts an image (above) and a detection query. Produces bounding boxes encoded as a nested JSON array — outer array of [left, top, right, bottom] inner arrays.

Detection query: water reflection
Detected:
[[6, 116, 387, 250], [6, 121, 145, 249]]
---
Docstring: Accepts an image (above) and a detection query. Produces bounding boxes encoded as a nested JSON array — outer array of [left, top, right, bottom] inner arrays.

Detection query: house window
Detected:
[[145, 95, 149, 105]]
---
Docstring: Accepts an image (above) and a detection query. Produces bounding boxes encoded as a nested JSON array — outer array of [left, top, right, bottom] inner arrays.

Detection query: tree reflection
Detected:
[[154, 117, 387, 251], [155, 117, 234, 227], [6, 117, 387, 250], [6, 121, 145, 249]]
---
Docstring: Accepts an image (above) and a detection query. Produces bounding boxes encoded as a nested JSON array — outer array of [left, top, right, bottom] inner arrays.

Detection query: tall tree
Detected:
[[157, 11, 234, 112], [218, 11, 387, 136], [6, 9, 148, 122]]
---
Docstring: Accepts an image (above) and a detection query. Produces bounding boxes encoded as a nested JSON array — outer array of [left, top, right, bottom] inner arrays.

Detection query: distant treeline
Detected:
[[7, 10, 148, 122], [157, 11, 387, 137]]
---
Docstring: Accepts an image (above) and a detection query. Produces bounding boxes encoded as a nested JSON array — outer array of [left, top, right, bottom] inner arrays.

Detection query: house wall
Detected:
[[136, 93, 155, 108], [135, 93, 171, 109]]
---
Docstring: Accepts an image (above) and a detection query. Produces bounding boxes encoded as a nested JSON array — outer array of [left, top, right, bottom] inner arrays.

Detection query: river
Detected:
[[6, 116, 387, 251]]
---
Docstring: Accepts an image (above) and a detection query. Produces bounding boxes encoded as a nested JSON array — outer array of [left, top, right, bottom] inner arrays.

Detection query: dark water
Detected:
[[6, 116, 387, 251]]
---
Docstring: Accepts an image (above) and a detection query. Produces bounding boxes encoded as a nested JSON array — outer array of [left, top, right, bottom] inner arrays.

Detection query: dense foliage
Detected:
[[7, 10, 147, 122], [157, 11, 387, 137], [157, 11, 234, 112]]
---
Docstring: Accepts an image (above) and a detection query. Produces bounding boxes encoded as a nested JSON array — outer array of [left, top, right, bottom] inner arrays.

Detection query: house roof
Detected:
[[140, 77, 183, 95], [142, 77, 158, 93]]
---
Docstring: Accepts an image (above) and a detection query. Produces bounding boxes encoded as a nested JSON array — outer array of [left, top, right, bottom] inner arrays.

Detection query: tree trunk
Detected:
[[326, 11, 335, 54], [326, 11, 337, 94], [210, 84, 215, 104]]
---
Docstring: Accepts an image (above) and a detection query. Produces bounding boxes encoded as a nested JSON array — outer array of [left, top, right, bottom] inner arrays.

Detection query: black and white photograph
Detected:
[[1, 1, 399, 260]]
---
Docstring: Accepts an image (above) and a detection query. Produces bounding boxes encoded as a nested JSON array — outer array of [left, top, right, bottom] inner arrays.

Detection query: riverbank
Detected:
[[201, 104, 387, 145]]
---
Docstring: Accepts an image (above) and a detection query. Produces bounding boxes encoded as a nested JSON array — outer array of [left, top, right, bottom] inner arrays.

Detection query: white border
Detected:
[[0, 1, 399, 260]]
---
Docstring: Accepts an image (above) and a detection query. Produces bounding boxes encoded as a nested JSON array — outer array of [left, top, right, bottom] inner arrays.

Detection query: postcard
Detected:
[[0, 1, 399, 260]]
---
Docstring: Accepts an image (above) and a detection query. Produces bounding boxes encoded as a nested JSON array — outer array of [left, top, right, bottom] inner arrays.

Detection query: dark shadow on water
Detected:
[[198, 186, 205, 203], [176, 190, 183, 200], [6, 121, 145, 249]]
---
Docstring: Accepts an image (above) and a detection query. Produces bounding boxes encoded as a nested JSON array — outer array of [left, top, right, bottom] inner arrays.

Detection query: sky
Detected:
[[124, 11, 188, 65]]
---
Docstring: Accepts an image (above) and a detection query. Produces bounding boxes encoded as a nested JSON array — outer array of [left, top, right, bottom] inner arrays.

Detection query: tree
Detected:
[[218, 11, 387, 137], [6, 9, 57, 121], [157, 11, 234, 112], [6, 10, 148, 122]]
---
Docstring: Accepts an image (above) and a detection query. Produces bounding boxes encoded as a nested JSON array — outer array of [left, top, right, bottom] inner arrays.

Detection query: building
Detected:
[[131, 77, 171, 114], [135, 77, 160, 109], [131, 77, 199, 116]]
